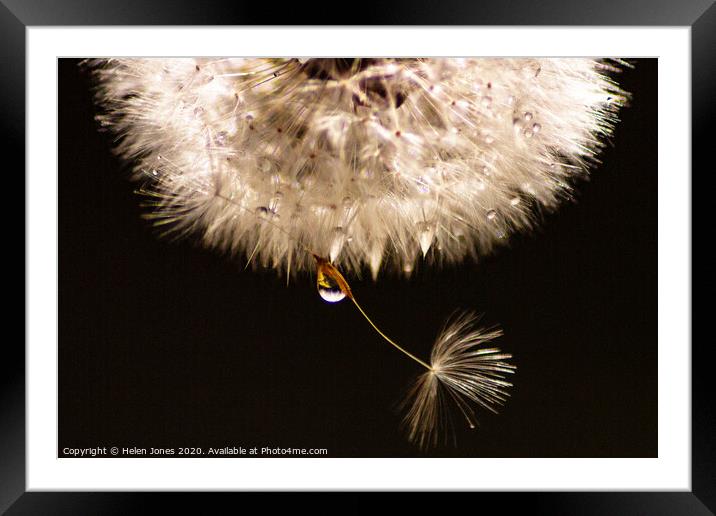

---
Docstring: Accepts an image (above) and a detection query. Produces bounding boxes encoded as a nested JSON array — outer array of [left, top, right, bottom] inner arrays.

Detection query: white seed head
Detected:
[[402, 312, 515, 449], [91, 58, 626, 276]]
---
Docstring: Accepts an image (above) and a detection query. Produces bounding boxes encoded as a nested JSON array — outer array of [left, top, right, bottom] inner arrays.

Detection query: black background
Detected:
[[58, 58, 657, 458]]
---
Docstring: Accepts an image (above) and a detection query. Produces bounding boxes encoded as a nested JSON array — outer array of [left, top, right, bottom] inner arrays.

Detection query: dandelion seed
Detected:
[[402, 312, 516, 450]]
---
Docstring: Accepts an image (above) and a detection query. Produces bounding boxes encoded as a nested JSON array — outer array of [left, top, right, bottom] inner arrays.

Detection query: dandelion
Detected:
[[89, 57, 626, 448], [91, 57, 626, 278]]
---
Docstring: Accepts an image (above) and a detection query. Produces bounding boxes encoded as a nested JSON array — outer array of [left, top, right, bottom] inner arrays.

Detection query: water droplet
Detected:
[[417, 221, 435, 257], [316, 262, 347, 303], [532, 123, 541, 133], [486, 210, 507, 239], [258, 159, 272, 173], [329, 227, 346, 262], [214, 131, 228, 146], [523, 128, 533, 138], [255, 206, 279, 220], [510, 197, 521, 206], [523, 111, 533, 121], [484, 135, 495, 144], [416, 176, 431, 194]]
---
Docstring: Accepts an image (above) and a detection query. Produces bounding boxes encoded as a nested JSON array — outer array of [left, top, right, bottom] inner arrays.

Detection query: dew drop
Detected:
[[316, 263, 347, 303], [486, 210, 507, 239], [214, 131, 228, 146], [255, 206, 279, 220], [258, 158, 272, 173], [523, 111, 533, 121], [416, 176, 431, 194], [532, 123, 541, 133]]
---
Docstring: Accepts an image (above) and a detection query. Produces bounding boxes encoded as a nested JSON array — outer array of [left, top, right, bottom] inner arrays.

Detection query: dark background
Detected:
[[58, 58, 657, 458]]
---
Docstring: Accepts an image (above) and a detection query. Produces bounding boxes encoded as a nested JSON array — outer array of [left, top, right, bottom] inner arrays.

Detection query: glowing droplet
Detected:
[[532, 123, 541, 133], [417, 222, 435, 257], [329, 227, 346, 262], [523, 111, 533, 121], [214, 131, 228, 146], [487, 210, 507, 239], [255, 206, 278, 220], [316, 260, 348, 303], [317, 277, 346, 303], [416, 176, 431, 194], [258, 158, 272, 173]]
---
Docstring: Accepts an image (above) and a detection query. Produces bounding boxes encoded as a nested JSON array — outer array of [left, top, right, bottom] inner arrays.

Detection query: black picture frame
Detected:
[[6, 1, 708, 513]]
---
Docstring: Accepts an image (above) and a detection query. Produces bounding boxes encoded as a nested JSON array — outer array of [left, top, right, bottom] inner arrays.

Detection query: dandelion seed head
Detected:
[[402, 312, 516, 449], [91, 57, 626, 276]]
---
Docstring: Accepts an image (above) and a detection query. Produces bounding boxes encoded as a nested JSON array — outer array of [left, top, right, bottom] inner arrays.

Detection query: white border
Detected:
[[27, 27, 691, 490]]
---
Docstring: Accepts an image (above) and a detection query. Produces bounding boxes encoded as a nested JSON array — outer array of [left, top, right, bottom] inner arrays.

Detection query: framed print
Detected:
[[7, 0, 709, 513]]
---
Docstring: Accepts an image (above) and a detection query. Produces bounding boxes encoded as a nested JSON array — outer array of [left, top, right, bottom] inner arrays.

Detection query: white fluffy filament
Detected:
[[91, 57, 626, 278]]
